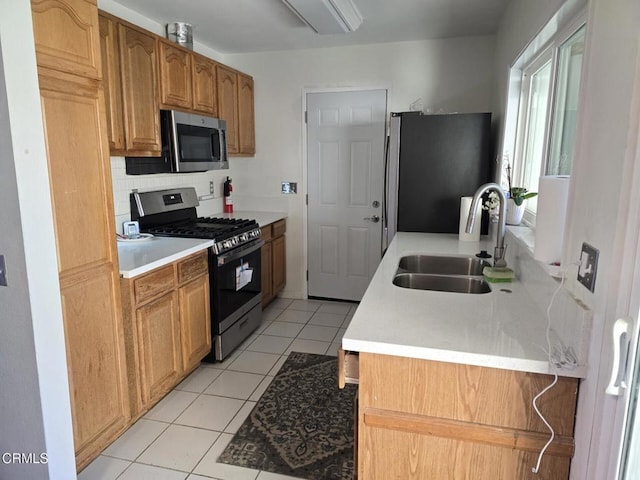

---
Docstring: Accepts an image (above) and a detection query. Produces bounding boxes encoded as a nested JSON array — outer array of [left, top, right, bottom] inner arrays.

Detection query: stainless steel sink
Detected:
[[398, 254, 490, 276], [392, 273, 491, 294]]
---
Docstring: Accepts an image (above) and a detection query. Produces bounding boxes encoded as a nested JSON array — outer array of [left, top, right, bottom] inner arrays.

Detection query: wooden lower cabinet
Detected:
[[179, 275, 211, 371], [261, 240, 273, 306], [60, 265, 129, 469], [136, 291, 182, 405], [261, 219, 286, 307], [272, 234, 286, 294], [121, 251, 211, 418], [357, 353, 578, 479]]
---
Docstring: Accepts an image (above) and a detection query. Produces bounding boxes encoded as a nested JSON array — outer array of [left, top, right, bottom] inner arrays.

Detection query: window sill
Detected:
[[506, 225, 564, 278]]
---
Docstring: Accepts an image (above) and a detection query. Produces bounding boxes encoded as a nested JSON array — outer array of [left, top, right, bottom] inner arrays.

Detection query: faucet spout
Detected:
[[465, 183, 508, 267]]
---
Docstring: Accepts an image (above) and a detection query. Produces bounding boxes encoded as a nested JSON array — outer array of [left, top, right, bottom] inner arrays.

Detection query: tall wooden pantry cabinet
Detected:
[[31, 0, 130, 470]]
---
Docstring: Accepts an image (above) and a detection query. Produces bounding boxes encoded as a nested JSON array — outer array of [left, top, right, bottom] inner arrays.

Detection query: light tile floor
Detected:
[[79, 297, 357, 480]]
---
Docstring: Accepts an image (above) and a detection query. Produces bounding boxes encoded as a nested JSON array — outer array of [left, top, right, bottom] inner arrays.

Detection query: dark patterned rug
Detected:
[[217, 351, 357, 480]]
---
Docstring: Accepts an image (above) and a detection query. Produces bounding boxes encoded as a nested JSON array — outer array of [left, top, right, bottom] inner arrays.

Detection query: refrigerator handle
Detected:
[[606, 317, 634, 396]]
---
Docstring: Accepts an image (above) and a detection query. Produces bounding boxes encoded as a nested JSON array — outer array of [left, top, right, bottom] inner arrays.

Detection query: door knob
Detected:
[[364, 215, 380, 223]]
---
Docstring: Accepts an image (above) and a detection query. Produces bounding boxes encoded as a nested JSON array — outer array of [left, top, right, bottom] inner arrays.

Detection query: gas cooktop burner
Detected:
[[144, 217, 262, 254]]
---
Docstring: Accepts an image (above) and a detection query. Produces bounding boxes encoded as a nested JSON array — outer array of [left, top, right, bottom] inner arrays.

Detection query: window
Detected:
[[506, 20, 586, 225], [548, 26, 586, 176]]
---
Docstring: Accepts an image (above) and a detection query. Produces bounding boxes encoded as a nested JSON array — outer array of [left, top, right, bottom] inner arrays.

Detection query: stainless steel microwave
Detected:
[[125, 110, 229, 174]]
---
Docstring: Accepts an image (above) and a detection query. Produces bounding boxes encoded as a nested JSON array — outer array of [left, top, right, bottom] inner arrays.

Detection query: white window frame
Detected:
[[512, 48, 555, 221], [502, 10, 588, 227]]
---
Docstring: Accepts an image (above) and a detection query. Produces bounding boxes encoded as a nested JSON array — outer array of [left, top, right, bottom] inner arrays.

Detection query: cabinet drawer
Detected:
[[338, 347, 359, 388], [178, 251, 208, 284], [272, 219, 286, 237], [261, 224, 272, 242], [134, 265, 175, 305]]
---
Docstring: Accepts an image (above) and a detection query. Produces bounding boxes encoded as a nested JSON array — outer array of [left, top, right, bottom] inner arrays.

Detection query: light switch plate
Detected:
[[577, 242, 598, 292], [281, 182, 297, 194]]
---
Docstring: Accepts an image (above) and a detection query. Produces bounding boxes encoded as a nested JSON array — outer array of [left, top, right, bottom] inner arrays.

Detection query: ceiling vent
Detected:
[[282, 0, 363, 34]]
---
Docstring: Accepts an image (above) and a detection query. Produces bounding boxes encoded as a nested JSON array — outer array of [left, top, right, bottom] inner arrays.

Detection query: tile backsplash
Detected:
[[110, 156, 229, 233]]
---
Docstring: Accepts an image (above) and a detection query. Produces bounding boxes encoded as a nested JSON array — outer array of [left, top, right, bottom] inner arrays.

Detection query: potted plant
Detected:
[[505, 159, 537, 225]]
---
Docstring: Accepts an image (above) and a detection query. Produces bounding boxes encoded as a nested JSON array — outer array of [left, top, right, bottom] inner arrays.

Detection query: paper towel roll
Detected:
[[534, 176, 570, 264], [459, 196, 482, 242]]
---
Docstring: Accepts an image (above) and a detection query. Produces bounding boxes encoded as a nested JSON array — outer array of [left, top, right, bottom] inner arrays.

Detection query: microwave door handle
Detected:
[[221, 131, 227, 162]]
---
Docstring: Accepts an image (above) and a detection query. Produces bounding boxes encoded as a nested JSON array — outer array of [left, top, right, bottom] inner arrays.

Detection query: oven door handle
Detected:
[[216, 239, 264, 265]]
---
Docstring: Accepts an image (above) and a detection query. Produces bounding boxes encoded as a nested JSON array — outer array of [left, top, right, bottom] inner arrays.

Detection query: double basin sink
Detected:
[[393, 254, 491, 294]]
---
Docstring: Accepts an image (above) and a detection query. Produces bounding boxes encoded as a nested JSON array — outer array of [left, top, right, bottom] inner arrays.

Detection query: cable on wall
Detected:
[[531, 261, 579, 474]]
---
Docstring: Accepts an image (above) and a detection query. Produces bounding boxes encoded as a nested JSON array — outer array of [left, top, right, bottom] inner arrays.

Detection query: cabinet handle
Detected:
[[606, 317, 633, 396]]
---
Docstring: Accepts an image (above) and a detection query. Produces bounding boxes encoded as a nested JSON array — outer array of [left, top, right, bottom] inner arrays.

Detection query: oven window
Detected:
[[211, 246, 262, 330]]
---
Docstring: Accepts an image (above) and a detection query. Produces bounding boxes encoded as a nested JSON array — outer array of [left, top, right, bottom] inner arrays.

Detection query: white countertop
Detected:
[[217, 211, 287, 228], [117, 237, 213, 278], [342, 232, 587, 378]]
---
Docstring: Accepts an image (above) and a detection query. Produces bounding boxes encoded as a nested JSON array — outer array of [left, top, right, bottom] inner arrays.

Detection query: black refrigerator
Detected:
[[384, 111, 492, 248]]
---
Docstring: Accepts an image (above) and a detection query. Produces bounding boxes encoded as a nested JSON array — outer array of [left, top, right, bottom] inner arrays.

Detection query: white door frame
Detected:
[[583, 34, 640, 479], [301, 85, 390, 299]]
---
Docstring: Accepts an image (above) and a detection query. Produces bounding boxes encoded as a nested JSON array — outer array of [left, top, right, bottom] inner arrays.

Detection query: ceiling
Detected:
[[112, 0, 512, 54]]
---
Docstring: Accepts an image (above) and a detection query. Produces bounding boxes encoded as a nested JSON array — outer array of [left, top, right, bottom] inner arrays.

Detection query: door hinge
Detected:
[[306, 194, 308, 205], [306, 270, 309, 281], [304, 111, 308, 124]]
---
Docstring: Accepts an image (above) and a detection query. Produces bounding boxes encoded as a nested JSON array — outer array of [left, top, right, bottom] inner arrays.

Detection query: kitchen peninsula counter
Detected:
[[342, 232, 590, 378]]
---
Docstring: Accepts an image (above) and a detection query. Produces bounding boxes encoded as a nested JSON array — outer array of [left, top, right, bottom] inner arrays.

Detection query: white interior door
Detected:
[[307, 89, 386, 301]]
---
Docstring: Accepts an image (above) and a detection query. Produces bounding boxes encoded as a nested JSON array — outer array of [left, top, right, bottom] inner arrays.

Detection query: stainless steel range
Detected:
[[130, 187, 263, 361]]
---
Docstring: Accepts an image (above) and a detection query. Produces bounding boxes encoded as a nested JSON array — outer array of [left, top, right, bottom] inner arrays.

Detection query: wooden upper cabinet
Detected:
[[118, 23, 161, 155], [192, 54, 217, 116], [237, 73, 255, 155], [159, 40, 193, 110], [216, 64, 239, 154], [31, 0, 102, 79], [99, 13, 125, 151]]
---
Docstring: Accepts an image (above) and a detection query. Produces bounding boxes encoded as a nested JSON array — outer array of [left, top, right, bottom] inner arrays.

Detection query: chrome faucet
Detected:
[[465, 183, 507, 267]]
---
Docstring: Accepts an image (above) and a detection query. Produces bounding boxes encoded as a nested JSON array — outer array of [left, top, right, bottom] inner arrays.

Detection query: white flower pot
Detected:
[[506, 198, 525, 225]]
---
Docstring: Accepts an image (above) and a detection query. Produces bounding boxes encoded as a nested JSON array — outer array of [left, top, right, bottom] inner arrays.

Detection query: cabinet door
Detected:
[[31, 0, 102, 79], [237, 73, 255, 155], [216, 64, 239, 154], [119, 23, 161, 155], [136, 291, 182, 405], [159, 40, 193, 110], [38, 71, 129, 468], [179, 275, 211, 371], [192, 55, 217, 115], [38, 74, 115, 273], [99, 13, 125, 151], [273, 235, 286, 294], [261, 240, 273, 307], [60, 265, 129, 468]]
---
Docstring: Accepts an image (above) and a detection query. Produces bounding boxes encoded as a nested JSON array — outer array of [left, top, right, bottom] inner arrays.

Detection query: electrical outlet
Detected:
[[577, 242, 599, 292], [209, 181, 214, 195]]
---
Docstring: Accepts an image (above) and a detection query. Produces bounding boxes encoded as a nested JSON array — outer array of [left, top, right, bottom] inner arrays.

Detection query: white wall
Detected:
[[493, 0, 640, 478], [225, 37, 497, 298], [0, 1, 75, 478]]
